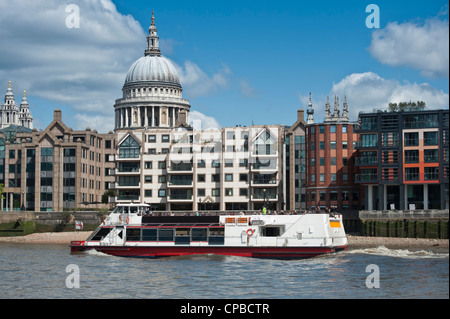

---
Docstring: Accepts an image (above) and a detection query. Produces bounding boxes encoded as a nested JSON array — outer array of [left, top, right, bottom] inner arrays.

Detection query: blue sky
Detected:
[[0, 0, 448, 132]]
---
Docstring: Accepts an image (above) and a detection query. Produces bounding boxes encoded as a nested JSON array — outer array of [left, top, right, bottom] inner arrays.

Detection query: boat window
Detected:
[[129, 206, 139, 214], [176, 228, 191, 236], [158, 229, 174, 241], [261, 226, 283, 237], [208, 228, 224, 245], [208, 228, 224, 237], [142, 229, 157, 241], [111, 206, 122, 214], [192, 228, 207, 241], [90, 227, 112, 241], [126, 228, 141, 241], [175, 228, 191, 245]]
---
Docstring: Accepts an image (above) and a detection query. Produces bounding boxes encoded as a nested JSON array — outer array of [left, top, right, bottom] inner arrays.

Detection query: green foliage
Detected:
[[388, 101, 426, 112]]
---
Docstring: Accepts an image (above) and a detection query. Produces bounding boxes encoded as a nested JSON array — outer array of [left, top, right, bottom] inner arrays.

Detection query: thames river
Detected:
[[0, 243, 448, 300]]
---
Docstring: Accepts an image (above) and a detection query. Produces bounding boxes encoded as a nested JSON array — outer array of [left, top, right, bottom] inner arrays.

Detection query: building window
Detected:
[[148, 135, 156, 143], [158, 161, 166, 169], [198, 189, 205, 197], [119, 135, 140, 158], [424, 167, 439, 180], [330, 157, 336, 166], [212, 160, 220, 168], [320, 174, 325, 182], [145, 175, 152, 183], [198, 174, 205, 182], [239, 174, 248, 182], [360, 134, 377, 148], [225, 188, 233, 196], [212, 174, 220, 182], [158, 189, 166, 197], [225, 159, 233, 167], [330, 125, 336, 133], [342, 125, 347, 133], [330, 141, 336, 149], [225, 174, 233, 182], [330, 191, 338, 201], [145, 161, 152, 169], [404, 132, 419, 146], [319, 141, 325, 150], [212, 189, 220, 197], [319, 191, 326, 201], [424, 149, 439, 163], [405, 150, 419, 163], [226, 131, 235, 140], [198, 160, 206, 168], [320, 157, 325, 166], [145, 190, 152, 197], [405, 167, 420, 181], [161, 135, 170, 143], [240, 188, 248, 197], [158, 175, 166, 183], [424, 132, 438, 145], [319, 126, 324, 133]]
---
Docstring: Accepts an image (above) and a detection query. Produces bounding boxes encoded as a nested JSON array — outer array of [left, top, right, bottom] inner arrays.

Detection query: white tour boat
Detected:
[[70, 203, 348, 259]]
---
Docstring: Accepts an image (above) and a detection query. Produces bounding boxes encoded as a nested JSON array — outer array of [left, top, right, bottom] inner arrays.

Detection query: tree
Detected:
[[388, 101, 426, 112], [102, 189, 117, 204]]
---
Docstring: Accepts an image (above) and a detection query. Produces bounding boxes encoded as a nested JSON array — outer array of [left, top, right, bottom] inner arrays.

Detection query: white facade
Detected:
[[113, 125, 285, 211]]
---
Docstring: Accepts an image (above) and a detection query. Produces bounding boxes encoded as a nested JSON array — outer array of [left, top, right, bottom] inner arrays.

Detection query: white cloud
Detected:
[[173, 60, 231, 98], [368, 17, 449, 78], [0, 0, 144, 130], [330, 72, 449, 120], [189, 110, 221, 130]]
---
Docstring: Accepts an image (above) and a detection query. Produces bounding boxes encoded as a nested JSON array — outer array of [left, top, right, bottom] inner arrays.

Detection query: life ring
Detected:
[[246, 229, 254, 236], [126, 217, 130, 224]]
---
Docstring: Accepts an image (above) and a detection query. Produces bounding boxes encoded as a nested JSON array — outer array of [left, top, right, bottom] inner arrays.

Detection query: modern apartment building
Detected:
[[355, 108, 449, 210], [0, 109, 115, 211], [305, 96, 360, 212], [113, 125, 286, 212]]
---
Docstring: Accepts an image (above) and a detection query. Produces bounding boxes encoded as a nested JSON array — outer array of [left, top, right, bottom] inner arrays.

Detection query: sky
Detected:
[[0, 0, 448, 133]]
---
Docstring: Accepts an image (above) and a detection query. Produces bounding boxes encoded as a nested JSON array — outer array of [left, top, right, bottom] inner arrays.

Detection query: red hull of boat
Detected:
[[70, 242, 347, 259]]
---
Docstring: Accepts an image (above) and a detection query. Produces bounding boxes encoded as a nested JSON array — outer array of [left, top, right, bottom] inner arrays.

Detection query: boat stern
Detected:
[[70, 240, 88, 252]]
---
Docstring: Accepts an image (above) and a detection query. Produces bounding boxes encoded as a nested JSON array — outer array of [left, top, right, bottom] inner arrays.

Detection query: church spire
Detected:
[[145, 11, 161, 57], [306, 92, 315, 124]]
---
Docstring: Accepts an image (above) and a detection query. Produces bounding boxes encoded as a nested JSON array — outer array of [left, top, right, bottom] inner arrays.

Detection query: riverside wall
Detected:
[[343, 209, 449, 239]]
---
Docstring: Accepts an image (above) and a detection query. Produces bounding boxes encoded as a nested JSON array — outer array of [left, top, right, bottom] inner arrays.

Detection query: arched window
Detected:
[[119, 135, 140, 158]]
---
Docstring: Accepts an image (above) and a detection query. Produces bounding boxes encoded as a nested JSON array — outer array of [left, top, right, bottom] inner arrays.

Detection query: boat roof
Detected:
[[116, 203, 150, 207]]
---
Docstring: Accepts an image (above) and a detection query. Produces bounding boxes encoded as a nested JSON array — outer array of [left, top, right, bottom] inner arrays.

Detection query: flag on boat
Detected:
[[75, 221, 83, 230]]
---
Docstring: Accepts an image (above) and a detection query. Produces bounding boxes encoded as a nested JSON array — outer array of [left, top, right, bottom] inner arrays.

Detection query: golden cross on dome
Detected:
[[151, 10, 155, 26], [8, 81, 11, 88]]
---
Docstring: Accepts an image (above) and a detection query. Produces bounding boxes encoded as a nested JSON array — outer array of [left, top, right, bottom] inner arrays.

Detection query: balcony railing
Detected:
[[355, 174, 378, 183], [355, 157, 378, 166]]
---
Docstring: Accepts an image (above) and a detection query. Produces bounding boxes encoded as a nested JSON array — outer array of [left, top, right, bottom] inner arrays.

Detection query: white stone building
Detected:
[[0, 81, 34, 130]]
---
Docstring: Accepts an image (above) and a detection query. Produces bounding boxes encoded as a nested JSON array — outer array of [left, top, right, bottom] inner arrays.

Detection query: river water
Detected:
[[0, 243, 448, 300]]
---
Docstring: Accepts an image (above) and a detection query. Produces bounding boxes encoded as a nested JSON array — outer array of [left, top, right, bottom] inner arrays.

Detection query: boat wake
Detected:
[[348, 246, 449, 259]]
